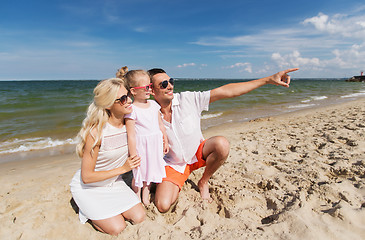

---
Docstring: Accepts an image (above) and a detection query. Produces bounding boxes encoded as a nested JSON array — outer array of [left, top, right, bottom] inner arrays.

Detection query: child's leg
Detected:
[[132, 178, 141, 200], [142, 182, 151, 206]]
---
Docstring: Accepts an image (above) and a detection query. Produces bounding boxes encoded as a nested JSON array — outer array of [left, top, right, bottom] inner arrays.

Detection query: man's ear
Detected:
[[150, 88, 156, 96]]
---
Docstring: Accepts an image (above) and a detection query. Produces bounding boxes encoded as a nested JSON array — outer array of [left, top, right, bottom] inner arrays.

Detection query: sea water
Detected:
[[1, 78, 364, 162]]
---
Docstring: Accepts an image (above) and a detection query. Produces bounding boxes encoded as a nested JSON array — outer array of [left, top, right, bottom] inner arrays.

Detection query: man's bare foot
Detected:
[[198, 179, 213, 203]]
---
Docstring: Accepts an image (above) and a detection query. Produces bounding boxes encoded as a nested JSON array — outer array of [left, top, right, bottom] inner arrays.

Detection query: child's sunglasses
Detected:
[[132, 83, 152, 91]]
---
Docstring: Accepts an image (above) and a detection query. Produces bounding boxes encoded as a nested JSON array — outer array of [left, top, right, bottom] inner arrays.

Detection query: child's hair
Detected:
[[125, 70, 150, 91], [116, 66, 150, 91], [116, 66, 129, 79], [76, 78, 126, 158]]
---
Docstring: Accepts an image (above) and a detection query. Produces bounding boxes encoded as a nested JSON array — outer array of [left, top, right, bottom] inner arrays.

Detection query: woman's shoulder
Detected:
[[85, 126, 101, 146]]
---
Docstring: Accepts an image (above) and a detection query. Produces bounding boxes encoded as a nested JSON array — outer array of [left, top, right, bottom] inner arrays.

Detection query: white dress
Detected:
[[70, 123, 140, 224], [125, 100, 166, 188]]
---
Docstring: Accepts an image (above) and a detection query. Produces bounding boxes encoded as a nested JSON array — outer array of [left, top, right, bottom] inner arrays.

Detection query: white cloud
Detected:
[[192, 9, 365, 77], [192, 27, 345, 55], [193, 10, 365, 53], [271, 51, 320, 69], [302, 12, 365, 39], [324, 43, 365, 69], [177, 63, 196, 68], [225, 62, 252, 73]]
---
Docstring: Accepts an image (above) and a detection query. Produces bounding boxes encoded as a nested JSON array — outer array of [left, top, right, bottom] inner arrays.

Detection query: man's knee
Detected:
[[213, 136, 230, 158], [154, 181, 180, 213], [155, 198, 173, 213]]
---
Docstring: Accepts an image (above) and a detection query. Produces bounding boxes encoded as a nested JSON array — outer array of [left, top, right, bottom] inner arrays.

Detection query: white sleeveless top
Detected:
[[74, 122, 129, 188], [70, 122, 140, 223]]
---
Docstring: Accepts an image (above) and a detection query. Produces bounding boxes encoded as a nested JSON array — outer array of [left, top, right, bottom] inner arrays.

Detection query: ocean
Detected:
[[1, 78, 364, 163]]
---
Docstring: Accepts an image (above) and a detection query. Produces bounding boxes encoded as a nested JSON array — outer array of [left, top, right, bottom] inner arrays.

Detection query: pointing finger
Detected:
[[285, 68, 299, 74]]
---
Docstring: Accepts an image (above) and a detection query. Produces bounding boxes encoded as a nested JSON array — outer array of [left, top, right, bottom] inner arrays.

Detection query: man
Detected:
[[148, 68, 298, 213]]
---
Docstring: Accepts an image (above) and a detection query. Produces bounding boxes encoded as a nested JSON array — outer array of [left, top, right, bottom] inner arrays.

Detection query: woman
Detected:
[[70, 78, 145, 235]]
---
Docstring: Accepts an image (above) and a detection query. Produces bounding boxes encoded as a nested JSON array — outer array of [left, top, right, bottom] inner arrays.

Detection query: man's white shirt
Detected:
[[161, 91, 210, 173]]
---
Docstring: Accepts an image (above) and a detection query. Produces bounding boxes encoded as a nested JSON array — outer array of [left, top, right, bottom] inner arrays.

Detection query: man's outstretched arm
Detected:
[[209, 68, 299, 103]]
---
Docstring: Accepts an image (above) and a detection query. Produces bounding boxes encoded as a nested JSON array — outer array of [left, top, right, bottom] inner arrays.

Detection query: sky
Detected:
[[1, 0, 365, 80]]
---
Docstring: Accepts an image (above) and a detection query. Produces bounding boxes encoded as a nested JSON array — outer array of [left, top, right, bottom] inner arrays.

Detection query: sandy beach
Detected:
[[1, 98, 364, 240]]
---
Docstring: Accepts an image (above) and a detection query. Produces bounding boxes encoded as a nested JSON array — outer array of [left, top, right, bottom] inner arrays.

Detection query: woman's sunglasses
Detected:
[[115, 93, 131, 105], [159, 78, 174, 89], [132, 83, 152, 91]]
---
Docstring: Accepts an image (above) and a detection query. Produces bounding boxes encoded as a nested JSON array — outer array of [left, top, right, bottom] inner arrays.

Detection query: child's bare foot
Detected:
[[198, 179, 213, 203]]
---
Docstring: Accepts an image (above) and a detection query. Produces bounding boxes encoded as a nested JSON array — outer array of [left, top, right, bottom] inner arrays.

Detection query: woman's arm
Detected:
[[80, 130, 140, 184]]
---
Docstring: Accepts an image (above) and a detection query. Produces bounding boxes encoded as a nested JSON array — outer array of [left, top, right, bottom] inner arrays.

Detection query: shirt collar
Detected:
[[171, 93, 179, 106]]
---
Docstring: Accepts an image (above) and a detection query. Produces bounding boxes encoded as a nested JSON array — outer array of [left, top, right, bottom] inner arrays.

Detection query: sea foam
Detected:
[[341, 91, 365, 98], [301, 96, 328, 103], [287, 103, 316, 109], [0, 137, 77, 154], [201, 112, 223, 119]]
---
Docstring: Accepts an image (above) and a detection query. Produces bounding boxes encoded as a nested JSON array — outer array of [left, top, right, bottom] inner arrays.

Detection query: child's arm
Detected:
[[158, 113, 169, 154], [125, 118, 138, 157]]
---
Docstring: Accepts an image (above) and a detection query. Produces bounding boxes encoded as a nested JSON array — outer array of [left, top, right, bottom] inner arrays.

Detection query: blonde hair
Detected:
[[116, 66, 128, 79], [116, 66, 149, 91], [126, 71, 150, 90], [76, 78, 126, 157]]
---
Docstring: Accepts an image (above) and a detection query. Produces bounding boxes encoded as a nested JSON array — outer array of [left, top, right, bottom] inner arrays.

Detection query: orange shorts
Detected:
[[163, 140, 207, 189]]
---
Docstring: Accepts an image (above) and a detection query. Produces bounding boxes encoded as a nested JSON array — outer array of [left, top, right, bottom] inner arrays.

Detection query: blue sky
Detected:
[[1, 0, 365, 80]]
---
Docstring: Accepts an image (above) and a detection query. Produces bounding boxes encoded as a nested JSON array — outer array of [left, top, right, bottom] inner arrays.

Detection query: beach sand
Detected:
[[1, 98, 364, 240]]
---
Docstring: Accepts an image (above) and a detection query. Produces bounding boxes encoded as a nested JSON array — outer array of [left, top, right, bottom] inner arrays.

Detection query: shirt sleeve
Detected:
[[124, 106, 136, 120], [193, 90, 210, 113]]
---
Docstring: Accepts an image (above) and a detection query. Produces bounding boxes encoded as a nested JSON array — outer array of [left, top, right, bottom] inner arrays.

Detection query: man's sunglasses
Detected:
[[115, 93, 131, 105], [132, 83, 152, 91], [159, 78, 174, 89]]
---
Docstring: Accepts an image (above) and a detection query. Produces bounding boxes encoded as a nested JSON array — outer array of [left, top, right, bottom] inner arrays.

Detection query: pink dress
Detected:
[[125, 100, 166, 187]]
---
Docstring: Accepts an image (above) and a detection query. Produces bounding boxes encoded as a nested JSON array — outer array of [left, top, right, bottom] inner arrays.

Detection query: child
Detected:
[[120, 67, 169, 205]]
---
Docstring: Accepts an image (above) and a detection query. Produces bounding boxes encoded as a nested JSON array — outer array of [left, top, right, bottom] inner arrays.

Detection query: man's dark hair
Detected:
[[147, 68, 166, 79]]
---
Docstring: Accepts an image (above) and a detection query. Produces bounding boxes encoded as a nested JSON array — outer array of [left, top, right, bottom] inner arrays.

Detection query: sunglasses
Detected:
[[132, 83, 152, 91], [115, 93, 131, 105], [159, 78, 174, 89]]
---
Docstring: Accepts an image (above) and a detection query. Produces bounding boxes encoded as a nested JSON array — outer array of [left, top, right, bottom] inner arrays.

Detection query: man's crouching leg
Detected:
[[154, 181, 180, 213], [199, 136, 230, 202]]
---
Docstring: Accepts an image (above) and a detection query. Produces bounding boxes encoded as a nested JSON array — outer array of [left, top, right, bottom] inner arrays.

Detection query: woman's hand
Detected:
[[122, 155, 141, 172]]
